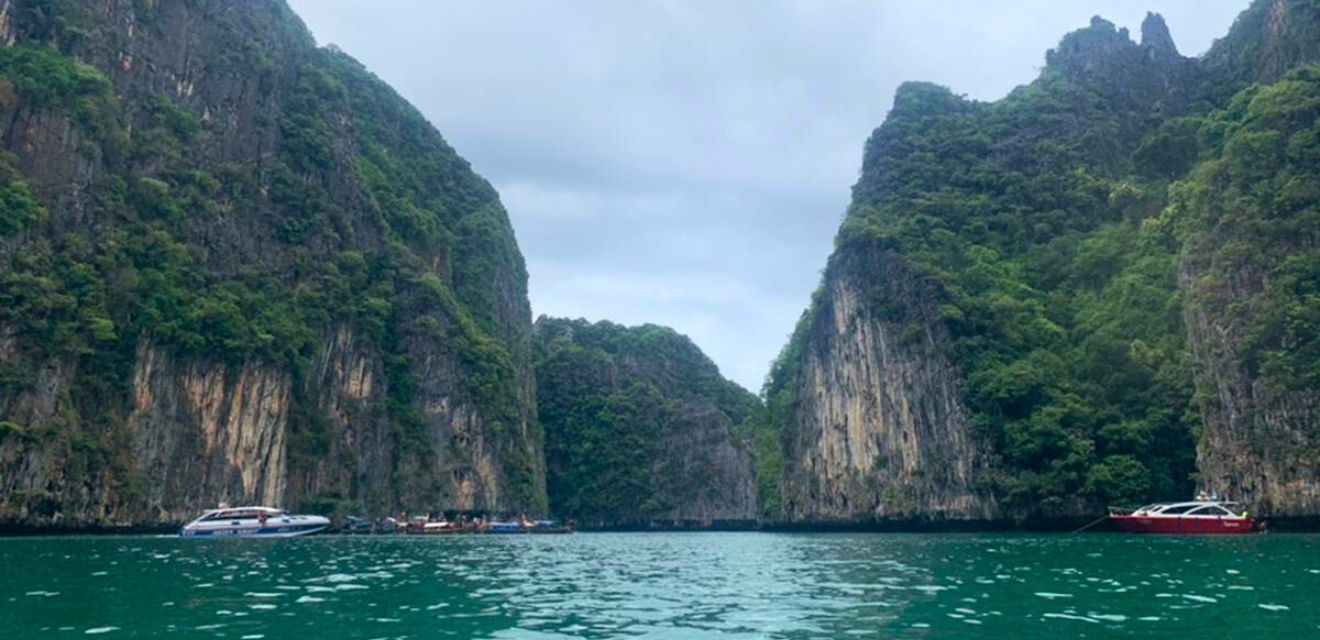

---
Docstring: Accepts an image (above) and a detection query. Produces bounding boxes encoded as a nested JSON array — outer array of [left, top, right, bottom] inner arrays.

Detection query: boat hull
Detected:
[[1110, 515, 1255, 534], [180, 518, 330, 538]]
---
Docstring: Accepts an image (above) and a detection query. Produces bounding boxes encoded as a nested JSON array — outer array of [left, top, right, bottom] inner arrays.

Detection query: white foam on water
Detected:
[[335, 584, 369, 591], [249, 604, 277, 610], [244, 592, 284, 598], [1090, 614, 1127, 622], [1259, 604, 1290, 611], [912, 585, 949, 594], [1042, 613, 1099, 624], [85, 628, 119, 635], [1034, 592, 1073, 599], [241, 635, 265, 639], [1182, 594, 1217, 603], [296, 596, 326, 604]]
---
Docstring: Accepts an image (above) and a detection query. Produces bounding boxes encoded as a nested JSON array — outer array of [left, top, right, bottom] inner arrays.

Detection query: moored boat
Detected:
[[529, 519, 572, 534], [479, 518, 572, 534], [179, 506, 330, 538], [341, 515, 376, 534], [483, 520, 526, 534], [420, 520, 471, 535], [1108, 500, 1258, 534]]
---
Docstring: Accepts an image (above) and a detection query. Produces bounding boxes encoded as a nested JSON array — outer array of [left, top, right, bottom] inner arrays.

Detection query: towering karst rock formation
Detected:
[[2, 0, 1317, 532], [1177, 1, 1320, 517], [0, 0, 544, 526], [533, 318, 763, 528], [769, 1, 1320, 524]]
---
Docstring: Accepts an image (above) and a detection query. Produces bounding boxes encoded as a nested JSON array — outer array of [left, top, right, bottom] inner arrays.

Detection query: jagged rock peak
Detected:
[[1046, 12, 1192, 78], [1141, 12, 1180, 58]]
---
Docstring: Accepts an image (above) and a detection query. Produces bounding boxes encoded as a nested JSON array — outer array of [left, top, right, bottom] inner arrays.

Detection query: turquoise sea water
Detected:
[[1, 532, 1316, 638]]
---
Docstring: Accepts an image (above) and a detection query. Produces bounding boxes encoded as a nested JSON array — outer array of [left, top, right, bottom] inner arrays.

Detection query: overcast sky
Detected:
[[286, 0, 1249, 391]]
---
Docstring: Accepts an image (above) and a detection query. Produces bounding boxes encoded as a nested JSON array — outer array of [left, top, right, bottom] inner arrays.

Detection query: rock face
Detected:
[[1202, 0, 1320, 92], [778, 243, 995, 522], [1184, 261, 1320, 516], [770, 0, 1320, 524], [128, 341, 292, 519], [1172, 57, 1320, 517], [1164, 1, 1320, 519], [0, 0, 544, 527], [533, 318, 759, 528]]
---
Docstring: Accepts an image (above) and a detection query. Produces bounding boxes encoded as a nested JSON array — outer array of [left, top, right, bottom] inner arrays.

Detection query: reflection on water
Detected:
[[1, 533, 1316, 638]]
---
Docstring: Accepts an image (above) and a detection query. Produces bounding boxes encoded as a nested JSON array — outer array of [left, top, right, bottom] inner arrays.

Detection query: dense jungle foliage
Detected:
[[1161, 65, 1320, 392], [765, 7, 1320, 519], [534, 318, 780, 523]]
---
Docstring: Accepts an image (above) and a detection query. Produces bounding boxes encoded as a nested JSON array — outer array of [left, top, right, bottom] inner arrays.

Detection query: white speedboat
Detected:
[[179, 506, 330, 538]]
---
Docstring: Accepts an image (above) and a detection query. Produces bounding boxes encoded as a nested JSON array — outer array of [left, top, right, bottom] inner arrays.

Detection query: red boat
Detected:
[[1108, 500, 1258, 534]]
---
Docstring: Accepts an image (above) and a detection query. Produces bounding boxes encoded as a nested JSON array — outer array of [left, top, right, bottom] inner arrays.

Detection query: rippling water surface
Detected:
[[2, 532, 1317, 638]]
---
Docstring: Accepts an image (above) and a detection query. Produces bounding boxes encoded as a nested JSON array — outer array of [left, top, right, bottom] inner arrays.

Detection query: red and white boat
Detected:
[[1108, 500, 1258, 534]]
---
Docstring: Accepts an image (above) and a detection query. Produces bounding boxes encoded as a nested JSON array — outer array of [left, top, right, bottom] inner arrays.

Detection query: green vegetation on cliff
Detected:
[[1160, 65, 1320, 392], [0, 0, 544, 519], [1166, 62, 1320, 512], [534, 318, 773, 525], [768, 6, 1320, 519]]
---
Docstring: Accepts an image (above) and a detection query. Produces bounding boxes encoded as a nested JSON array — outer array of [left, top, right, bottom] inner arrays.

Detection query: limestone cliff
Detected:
[[1183, 247, 1320, 517], [533, 318, 759, 528], [771, 13, 1198, 523], [0, 0, 543, 527], [778, 243, 995, 522], [1171, 15, 1320, 516], [1201, 0, 1320, 93], [771, 2, 1320, 524]]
